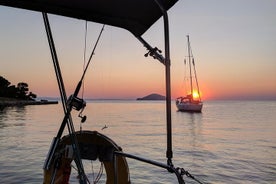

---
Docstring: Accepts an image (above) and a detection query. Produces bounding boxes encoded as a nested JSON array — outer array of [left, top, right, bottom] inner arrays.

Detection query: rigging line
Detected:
[[193, 59, 202, 101], [188, 37, 201, 101], [187, 35, 193, 96], [67, 24, 105, 183], [182, 58, 187, 89], [66, 24, 105, 184], [81, 24, 105, 82], [73, 24, 105, 98], [82, 21, 88, 99]]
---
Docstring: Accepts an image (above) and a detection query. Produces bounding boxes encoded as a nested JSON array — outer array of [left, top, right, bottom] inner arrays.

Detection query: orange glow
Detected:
[[192, 90, 200, 100]]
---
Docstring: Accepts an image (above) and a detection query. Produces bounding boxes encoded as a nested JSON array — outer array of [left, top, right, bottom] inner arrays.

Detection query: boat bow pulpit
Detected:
[[0, 0, 204, 183]]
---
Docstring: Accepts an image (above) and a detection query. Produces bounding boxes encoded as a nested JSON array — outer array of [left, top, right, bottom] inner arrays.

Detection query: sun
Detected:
[[192, 90, 200, 99]]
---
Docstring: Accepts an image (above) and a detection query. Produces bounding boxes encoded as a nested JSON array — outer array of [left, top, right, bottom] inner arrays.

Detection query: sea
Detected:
[[0, 100, 275, 184]]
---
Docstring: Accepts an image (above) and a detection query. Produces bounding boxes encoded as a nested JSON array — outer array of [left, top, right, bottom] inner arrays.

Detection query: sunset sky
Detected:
[[1, 0, 276, 100]]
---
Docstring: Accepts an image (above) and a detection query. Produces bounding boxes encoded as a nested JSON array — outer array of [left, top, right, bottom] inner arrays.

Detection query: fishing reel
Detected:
[[67, 95, 87, 123], [144, 47, 162, 58], [144, 47, 165, 64]]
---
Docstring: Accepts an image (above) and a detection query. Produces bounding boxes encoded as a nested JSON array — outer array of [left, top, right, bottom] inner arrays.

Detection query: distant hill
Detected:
[[137, 93, 165, 100]]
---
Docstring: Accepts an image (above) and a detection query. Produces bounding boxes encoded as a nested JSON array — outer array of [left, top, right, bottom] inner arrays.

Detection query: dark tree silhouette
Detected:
[[0, 76, 37, 100], [17, 82, 29, 99], [28, 92, 37, 99], [0, 76, 11, 97], [7, 85, 17, 98]]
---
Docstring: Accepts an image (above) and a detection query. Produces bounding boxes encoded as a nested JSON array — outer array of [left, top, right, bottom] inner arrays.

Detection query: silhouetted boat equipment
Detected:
[[0, 0, 205, 183]]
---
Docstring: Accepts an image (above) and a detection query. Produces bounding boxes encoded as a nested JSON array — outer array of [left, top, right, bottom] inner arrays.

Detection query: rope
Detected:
[[93, 162, 104, 183], [177, 167, 205, 184], [71, 163, 91, 184], [91, 160, 95, 183]]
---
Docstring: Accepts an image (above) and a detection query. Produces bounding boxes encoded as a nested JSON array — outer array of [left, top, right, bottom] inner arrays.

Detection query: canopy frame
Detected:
[[0, 0, 204, 183], [0, 0, 178, 36]]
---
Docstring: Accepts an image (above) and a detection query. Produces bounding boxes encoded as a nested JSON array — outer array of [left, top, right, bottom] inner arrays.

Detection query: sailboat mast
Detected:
[[189, 36, 202, 102], [193, 59, 202, 101], [187, 35, 193, 97]]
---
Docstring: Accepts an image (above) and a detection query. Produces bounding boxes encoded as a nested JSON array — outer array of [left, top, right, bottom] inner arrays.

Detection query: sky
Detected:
[[1, 0, 276, 100]]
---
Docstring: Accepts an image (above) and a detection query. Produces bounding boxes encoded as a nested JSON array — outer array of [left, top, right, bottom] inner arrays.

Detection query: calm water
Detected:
[[0, 100, 275, 183]]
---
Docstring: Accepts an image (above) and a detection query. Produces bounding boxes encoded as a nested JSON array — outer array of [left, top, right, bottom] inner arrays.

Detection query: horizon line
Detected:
[[37, 96, 276, 101]]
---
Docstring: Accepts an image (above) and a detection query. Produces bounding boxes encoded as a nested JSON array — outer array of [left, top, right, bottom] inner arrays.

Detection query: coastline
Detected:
[[0, 97, 58, 108]]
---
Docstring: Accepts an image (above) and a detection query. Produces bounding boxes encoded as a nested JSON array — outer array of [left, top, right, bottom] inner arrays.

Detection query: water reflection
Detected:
[[175, 111, 203, 149], [186, 113, 203, 148], [0, 106, 27, 128], [0, 101, 275, 183]]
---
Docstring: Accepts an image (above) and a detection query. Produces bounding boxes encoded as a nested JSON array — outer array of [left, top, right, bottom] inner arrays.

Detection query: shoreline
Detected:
[[0, 98, 58, 108]]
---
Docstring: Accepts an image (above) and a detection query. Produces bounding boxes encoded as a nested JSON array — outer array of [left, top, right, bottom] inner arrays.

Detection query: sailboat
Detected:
[[176, 35, 203, 112], [0, 1, 205, 183]]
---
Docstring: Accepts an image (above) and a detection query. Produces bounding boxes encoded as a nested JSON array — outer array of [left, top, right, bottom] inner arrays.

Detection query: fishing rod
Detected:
[[72, 24, 105, 98], [43, 12, 105, 183], [62, 24, 105, 184], [68, 24, 105, 122], [42, 12, 88, 184]]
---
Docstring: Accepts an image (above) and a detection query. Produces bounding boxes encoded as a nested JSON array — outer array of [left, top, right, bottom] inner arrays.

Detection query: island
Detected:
[[136, 93, 166, 100], [0, 76, 58, 108]]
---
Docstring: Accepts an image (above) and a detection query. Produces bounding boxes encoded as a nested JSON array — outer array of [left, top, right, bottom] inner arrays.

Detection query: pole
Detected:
[[154, 0, 173, 166], [42, 12, 87, 184], [187, 35, 193, 97]]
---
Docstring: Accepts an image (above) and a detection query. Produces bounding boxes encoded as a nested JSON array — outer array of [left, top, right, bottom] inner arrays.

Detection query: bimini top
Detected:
[[0, 0, 178, 36]]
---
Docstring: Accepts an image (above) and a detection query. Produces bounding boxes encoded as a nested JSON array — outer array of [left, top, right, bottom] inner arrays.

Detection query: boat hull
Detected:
[[176, 102, 203, 112]]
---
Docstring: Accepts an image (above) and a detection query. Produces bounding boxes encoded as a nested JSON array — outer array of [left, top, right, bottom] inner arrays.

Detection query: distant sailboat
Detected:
[[176, 35, 203, 112]]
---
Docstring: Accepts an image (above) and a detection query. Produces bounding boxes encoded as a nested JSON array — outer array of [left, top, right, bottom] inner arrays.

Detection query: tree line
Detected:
[[0, 76, 37, 100]]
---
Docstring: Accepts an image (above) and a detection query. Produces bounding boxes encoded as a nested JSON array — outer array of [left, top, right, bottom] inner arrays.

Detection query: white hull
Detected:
[[176, 101, 203, 112]]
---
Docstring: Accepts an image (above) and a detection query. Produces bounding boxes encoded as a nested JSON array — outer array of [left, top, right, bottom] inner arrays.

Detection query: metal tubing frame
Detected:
[[114, 151, 184, 184], [137, 0, 173, 166], [43, 1, 189, 183], [153, 0, 173, 165], [133, 1, 187, 183], [162, 4, 173, 166], [42, 12, 87, 184]]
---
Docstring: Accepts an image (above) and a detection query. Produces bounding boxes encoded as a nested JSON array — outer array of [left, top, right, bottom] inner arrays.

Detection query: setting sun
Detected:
[[192, 90, 200, 99]]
